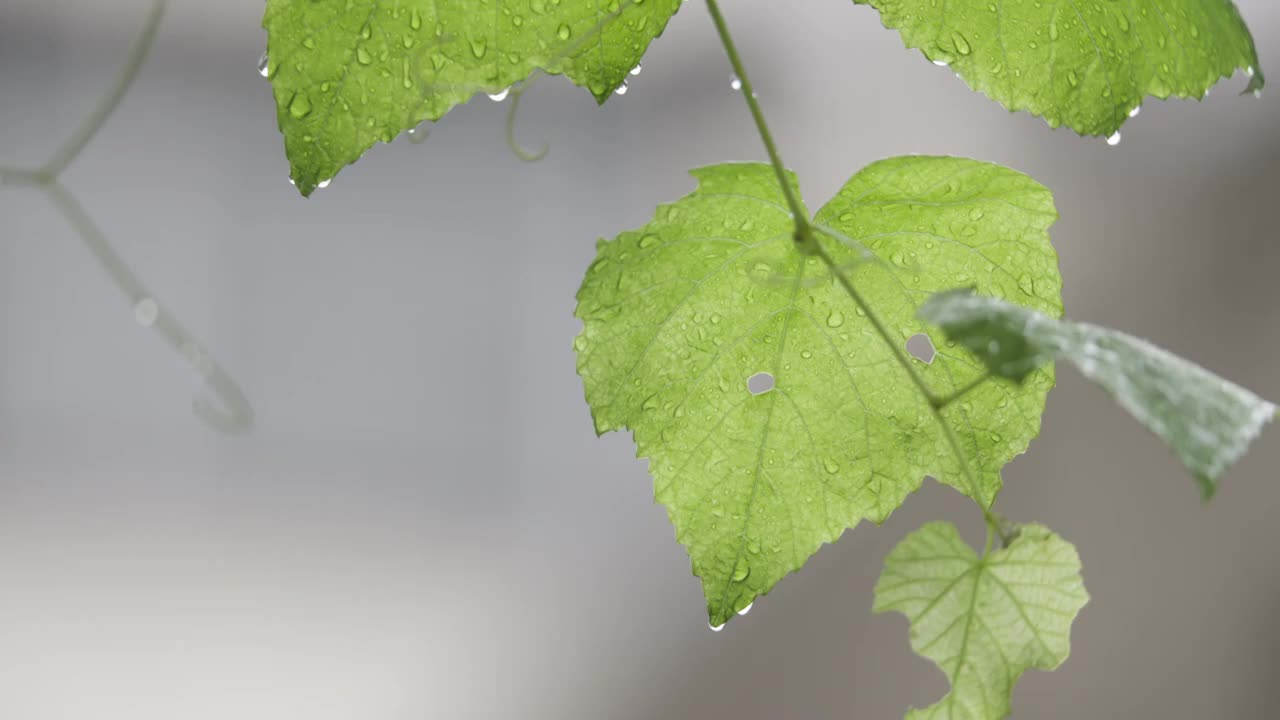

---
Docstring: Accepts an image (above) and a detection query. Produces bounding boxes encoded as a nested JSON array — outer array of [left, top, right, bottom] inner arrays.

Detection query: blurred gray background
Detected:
[[2, 1, 1279, 718]]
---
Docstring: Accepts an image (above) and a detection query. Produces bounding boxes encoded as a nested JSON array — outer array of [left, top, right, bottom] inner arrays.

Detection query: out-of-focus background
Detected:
[[1, 1, 1278, 718]]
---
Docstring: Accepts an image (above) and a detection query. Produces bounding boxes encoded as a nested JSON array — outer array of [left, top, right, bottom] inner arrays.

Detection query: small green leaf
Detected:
[[852, 0, 1264, 137], [263, 0, 681, 194], [920, 290, 1276, 498], [575, 157, 1063, 626], [875, 521, 1088, 720]]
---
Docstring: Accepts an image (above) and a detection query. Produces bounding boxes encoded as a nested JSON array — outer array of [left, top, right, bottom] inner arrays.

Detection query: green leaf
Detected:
[[919, 290, 1276, 498], [575, 157, 1063, 626], [875, 521, 1088, 720], [262, 0, 681, 195], [852, 0, 1264, 137]]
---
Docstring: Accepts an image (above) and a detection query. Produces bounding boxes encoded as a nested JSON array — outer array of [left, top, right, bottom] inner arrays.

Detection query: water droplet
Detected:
[[1254, 89, 1263, 99], [614, 80, 628, 95], [1246, 66, 1256, 78], [732, 561, 750, 582], [730, 74, 742, 91], [932, 59, 950, 67], [182, 341, 215, 378], [488, 88, 510, 101], [1129, 105, 1141, 118], [951, 31, 971, 55], [316, 178, 331, 189], [133, 298, 159, 327], [356, 46, 372, 65], [709, 621, 725, 632], [557, 23, 572, 41], [630, 63, 642, 76], [1105, 131, 1122, 146], [288, 92, 313, 119], [826, 310, 844, 328], [823, 458, 840, 474], [969, 207, 985, 220], [257, 51, 270, 78], [737, 603, 754, 616]]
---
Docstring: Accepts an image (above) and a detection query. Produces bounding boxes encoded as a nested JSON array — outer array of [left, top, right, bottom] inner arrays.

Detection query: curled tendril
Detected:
[[505, 79, 550, 162], [0, 0, 255, 434]]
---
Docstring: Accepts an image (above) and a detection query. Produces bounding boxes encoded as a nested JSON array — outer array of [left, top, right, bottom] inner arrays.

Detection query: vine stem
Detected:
[[0, 0, 253, 434], [703, 0, 1010, 549], [43, 0, 167, 177]]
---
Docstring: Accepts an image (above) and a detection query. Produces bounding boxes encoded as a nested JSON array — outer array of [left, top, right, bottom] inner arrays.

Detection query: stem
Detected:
[[704, 0, 1006, 544], [46, 183, 254, 434], [42, 0, 166, 178], [704, 0, 809, 232], [931, 373, 990, 410]]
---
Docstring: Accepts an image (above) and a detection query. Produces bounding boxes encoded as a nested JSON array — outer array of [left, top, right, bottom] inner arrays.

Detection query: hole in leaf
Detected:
[[747, 372, 775, 395], [906, 333, 936, 364]]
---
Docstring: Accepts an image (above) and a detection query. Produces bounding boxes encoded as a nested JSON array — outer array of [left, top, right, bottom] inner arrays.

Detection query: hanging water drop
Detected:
[[737, 603, 754, 617], [133, 298, 159, 327], [629, 63, 642, 76], [257, 51, 270, 78], [1246, 66, 1256, 78], [316, 178, 331, 189], [488, 88, 510, 102], [1129, 105, 1141, 118], [932, 59, 949, 67], [614, 80, 628, 95], [1105, 131, 1122, 146], [709, 621, 725, 632], [730, 74, 742, 91]]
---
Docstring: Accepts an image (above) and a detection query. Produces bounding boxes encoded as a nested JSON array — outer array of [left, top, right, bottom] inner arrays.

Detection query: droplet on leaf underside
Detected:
[[737, 603, 754, 617], [708, 621, 725, 632], [488, 88, 510, 101], [630, 63, 642, 76], [257, 51, 270, 78], [614, 80, 628, 95], [1106, 131, 1122, 146], [1129, 105, 1141, 118]]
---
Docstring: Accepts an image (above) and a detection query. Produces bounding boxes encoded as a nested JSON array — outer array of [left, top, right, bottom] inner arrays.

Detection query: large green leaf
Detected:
[[262, 0, 681, 194], [574, 157, 1063, 626], [852, 0, 1264, 137], [875, 521, 1088, 720], [919, 290, 1276, 498]]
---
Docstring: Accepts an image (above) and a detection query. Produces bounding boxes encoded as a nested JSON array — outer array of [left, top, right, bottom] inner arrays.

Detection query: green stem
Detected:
[[42, 0, 166, 178], [705, 0, 1007, 544], [931, 372, 990, 410], [45, 182, 254, 433], [704, 0, 809, 234]]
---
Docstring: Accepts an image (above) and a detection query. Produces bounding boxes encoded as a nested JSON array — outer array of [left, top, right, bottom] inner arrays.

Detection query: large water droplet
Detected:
[[708, 621, 725, 632], [630, 63, 643, 76], [737, 603, 754, 617], [316, 178, 332, 189], [614, 80, 628, 95], [730, 74, 742, 91], [1129, 105, 1141, 118], [1105, 131, 1122, 146], [488, 87, 510, 102], [826, 310, 844, 328], [133, 297, 159, 327], [257, 51, 270, 78]]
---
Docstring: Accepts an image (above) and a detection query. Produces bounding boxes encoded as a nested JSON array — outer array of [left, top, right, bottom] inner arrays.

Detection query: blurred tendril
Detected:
[[0, 0, 254, 434]]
